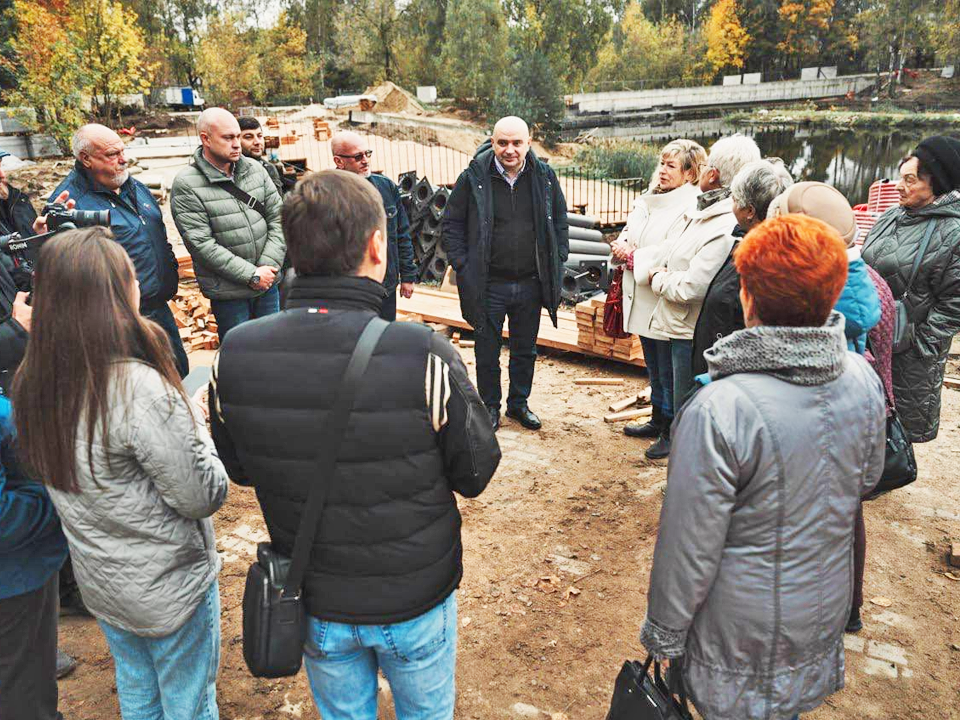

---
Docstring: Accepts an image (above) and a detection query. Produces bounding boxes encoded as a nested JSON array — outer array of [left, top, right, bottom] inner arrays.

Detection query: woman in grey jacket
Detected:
[[13, 228, 229, 720], [641, 214, 886, 720]]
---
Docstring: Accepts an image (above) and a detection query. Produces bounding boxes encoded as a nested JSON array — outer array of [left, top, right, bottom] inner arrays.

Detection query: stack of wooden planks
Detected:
[[397, 286, 644, 367], [575, 295, 644, 362], [169, 285, 219, 351]]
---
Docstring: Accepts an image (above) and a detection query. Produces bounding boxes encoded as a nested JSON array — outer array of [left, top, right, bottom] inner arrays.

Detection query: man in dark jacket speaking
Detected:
[[442, 116, 569, 431], [51, 125, 187, 376], [208, 170, 499, 718]]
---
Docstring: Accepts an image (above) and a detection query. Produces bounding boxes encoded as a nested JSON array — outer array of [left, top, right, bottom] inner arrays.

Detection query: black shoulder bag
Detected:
[[219, 180, 267, 218], [605, 656, 693, 720], [242, 317, 389, 678], [890, 219, 937, 355]]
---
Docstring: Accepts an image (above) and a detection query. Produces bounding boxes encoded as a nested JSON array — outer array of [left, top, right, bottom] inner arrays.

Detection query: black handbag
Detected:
[[241, 317, 389, 678], [865, 410, 917, 500], [605, 656, 693, 720]]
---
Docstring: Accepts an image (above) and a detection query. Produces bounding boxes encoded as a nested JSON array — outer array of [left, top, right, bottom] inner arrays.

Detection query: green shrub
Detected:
[[572, 140, 660, 180]]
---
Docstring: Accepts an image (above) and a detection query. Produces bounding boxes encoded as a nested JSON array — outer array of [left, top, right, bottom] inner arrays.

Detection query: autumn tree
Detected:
[[73, 0, 154, 119], [776, 0, 836, 71], [588, 3, 710, 90], [503, 0, 620, 88], [705, 0, 750, 76], [196, 12, 262, 105], [334, 0, 408, 88], [396, 0, 448, 88], [438, 0, 508, 105], [257, 12, 319, 103], [1, 0, 86, 151], [932, 0, 960, 66], [488, 49, 565, 144]]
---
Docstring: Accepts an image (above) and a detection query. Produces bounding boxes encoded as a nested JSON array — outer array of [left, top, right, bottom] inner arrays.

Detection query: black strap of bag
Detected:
[[282, 316, 389, 597], [219, 180, 267, 218], [900, 219, 937, 302]]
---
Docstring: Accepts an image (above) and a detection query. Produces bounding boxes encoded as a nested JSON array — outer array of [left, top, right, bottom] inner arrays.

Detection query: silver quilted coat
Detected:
[[49, 361, 229, 637], [641, 313, 886, 720]]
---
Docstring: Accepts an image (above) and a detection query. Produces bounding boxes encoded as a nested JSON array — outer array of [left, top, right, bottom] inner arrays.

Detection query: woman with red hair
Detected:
[[640, 215, 886, 720]]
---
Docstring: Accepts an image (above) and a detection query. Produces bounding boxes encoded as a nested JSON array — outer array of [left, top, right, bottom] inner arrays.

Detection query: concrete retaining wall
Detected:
[[566, 74, 876, 116]]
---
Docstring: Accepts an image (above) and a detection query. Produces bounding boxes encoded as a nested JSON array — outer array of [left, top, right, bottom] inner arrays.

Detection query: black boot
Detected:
[[845, 606, 863, 633], [624, 405, 662, 438], [645, 420, 671, 460]]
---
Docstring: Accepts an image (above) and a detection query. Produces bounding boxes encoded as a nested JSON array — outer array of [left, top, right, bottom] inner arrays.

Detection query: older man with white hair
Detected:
[[331, 131, 417, 320], [443, 116, 569, 432], [51, 124, 186, 376], [172, 107, 285, 340], [631, 134, 761, 455]]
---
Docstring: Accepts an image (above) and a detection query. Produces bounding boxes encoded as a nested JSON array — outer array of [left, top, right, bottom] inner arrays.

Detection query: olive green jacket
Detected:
[[171, 149, 285, 300]]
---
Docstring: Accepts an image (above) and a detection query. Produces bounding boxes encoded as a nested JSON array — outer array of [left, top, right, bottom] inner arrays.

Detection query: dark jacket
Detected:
[[0, 394, 68, 601], [862, 192, 960, 441], [442, 146, 569, 331], [208, 275, 500, 624], [691, 226, 746, 377], [51, 165, 179, 310], [0, 185, 37, 239], [369, 173, 417, 290]]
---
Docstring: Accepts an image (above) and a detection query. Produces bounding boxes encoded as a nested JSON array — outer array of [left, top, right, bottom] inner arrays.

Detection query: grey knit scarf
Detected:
[[697, 186, 731, 211], [704, 311, 848, 386]]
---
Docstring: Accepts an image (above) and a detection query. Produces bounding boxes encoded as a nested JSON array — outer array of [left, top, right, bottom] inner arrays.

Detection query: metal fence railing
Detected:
[[172, 115, 644, 226]]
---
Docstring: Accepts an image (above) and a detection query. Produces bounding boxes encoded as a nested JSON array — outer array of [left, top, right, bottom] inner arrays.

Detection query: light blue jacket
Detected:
[[836, 248, 881, 354]]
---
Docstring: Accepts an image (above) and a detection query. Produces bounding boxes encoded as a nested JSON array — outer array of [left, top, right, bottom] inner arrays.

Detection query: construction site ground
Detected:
[[57, 337, 960, 720]]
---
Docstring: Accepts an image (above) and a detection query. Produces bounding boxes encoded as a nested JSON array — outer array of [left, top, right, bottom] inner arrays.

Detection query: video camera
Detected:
[[0, 203, 111, 290]]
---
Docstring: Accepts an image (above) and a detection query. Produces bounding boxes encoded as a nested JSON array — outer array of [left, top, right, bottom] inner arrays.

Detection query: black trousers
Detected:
[[0, 574, 60, 720]]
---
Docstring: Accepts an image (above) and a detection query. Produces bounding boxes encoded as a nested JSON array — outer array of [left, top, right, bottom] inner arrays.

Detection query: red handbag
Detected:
[[603, 267, 630, 339]]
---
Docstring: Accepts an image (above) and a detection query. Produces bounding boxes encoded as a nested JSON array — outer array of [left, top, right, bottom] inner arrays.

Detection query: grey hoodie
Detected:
[[641, 313, 885, 720]]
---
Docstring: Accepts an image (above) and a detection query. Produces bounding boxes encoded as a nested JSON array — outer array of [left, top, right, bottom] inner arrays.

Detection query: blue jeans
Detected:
[[209, 285, 280, 341], [97, 580, 220, 720], [303, 591, 457, 720], [670, 338, 694, 416], [142, 303, 189, 379], [474, 277, 542, 411], [639, 336, 674, 419]]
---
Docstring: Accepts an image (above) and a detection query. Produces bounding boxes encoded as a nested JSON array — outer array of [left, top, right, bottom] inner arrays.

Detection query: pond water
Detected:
[[584, 120, 927, 206]]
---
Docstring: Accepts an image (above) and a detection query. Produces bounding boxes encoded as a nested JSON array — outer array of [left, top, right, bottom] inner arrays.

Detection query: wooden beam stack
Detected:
[[575, 295, 644, 362], [169, 285, 219, 352]]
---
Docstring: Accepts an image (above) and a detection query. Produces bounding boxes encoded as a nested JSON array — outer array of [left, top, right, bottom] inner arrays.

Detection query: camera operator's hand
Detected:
[[253, 265, 278, 290], [12, 292, 32, 332], [32, 191, 75, 234]]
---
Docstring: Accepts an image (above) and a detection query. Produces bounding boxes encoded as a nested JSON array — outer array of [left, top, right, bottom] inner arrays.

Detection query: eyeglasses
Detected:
[[335, 150, 373, 162]]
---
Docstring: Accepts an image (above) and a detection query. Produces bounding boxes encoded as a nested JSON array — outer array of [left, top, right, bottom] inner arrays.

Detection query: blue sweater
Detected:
[[836, 250, 881, 354], [0, 395, 67, 599]]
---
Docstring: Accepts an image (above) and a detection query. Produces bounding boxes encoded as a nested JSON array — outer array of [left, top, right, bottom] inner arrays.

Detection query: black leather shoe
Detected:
[[645, 432, 671, 460], [56, 649, 77, 679], [487, 407, 500, 431], [624, 419, 659, 438], [506, 406, 542, 430]]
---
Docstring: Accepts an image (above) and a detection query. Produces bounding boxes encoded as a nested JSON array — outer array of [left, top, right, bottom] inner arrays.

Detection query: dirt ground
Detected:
[[55, 335, 960, 720]]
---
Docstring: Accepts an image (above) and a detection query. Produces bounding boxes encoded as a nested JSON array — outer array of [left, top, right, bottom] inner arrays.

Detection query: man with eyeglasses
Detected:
[[331, 131, 417, 321], [51, 125, 188, 377]]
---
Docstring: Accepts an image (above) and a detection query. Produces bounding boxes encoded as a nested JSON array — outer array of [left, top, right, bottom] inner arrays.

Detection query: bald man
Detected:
[[51, 124, 187, 376], [442, 117, 569, 431], [172, 108, 285, 341], [331, 131, 417, 320]]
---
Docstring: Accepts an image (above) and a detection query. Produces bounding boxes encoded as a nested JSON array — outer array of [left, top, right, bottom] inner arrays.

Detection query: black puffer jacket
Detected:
[[442, 145, 569, 331], [209, 275, 500, 623], [862, 192, 960, 442]]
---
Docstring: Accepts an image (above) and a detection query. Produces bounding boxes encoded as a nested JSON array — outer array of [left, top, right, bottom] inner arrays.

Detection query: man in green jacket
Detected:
[[172, 108, 286, 341]]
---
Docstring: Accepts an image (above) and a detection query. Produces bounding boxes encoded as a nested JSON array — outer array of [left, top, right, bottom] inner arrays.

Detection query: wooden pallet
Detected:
[[397, 287, 645, 367]]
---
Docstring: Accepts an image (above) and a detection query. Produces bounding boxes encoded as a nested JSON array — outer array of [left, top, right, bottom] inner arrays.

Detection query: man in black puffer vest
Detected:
[[209, 169, 499, 719]]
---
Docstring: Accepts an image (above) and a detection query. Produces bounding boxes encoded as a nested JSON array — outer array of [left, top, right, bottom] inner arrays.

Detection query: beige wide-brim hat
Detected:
[[766, 181, 858, 247]]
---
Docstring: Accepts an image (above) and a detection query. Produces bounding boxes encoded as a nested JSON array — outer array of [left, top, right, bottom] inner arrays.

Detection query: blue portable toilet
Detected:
[[181, 87, 194, 107]]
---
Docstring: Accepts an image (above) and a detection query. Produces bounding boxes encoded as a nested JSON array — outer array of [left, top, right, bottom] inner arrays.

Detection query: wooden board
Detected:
[[397, 287, 645, 367]]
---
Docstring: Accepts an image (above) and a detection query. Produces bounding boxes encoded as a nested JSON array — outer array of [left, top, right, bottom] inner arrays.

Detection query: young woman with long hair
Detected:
[[13, 227, 229, 720]]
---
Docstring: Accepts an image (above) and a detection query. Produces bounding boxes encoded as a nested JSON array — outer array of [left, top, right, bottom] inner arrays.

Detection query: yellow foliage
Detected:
[[705, 0, 750, 74], [777, 0, 835, 62]]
